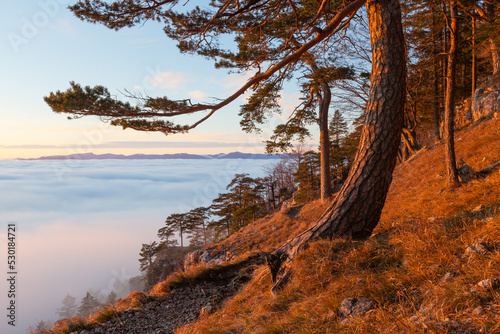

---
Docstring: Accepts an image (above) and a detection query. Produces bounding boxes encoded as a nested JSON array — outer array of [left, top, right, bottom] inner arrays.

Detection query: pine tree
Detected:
[[186, 207, 210, 247], [138, 241, 160, 273], [77, 292, 100, 317], [157, 224, 178, 249], [294, 151, 321, 203], [163, 213, 191, 248], [31, 319, 53, 333], [329, 110, 349, 180], [106, 291, 117, 305], [56, 293, 77, 319], [210, 174, 267, 234]]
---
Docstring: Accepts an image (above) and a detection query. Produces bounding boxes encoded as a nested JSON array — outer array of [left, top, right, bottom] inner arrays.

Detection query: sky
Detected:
[[0, 0, 308, 160]]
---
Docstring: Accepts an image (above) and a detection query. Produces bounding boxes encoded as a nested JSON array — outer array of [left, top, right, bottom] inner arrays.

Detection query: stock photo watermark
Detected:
[[6, 222, 18, 327], [8, 0, 66, 53]]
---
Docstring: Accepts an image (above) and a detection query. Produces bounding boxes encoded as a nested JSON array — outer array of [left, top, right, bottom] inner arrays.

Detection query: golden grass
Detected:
[[176, 116, 500, 333]]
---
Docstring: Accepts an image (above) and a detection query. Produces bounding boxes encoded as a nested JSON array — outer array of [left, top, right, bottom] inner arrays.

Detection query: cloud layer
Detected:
[[0, 159, 272, 332]]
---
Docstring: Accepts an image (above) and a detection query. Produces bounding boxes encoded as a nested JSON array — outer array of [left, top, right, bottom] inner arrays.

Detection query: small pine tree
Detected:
[[329, 110, 349, 179], [138, 241, 160, 273], [329, 110, 348, 148], [56, 293, 77, 319], [77, 292, 100, 317], [30, 319, 53, 333], [157, 224, 178, 249], [294, 151, 321, 203], [106, 291, 117, 305]]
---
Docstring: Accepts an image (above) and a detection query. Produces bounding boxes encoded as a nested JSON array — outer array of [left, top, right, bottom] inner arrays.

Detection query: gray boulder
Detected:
[[338, 297, 375, 318]]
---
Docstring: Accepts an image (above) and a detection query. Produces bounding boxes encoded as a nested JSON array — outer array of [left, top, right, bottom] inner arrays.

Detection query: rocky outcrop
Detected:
[[145, 255, 184, 291], [450, 75, 500, 129], [472, 80, 500, 121], [184, 247, 228, 271]]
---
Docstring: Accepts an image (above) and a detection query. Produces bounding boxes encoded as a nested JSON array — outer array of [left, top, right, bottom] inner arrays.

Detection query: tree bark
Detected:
[[305, 58, 333, 202], [444, 0, 460, 188], [266, 0, 406, 294], [472, 17, 476, 95], [432, 9, 441, 141], [318, 81, 333, 201]]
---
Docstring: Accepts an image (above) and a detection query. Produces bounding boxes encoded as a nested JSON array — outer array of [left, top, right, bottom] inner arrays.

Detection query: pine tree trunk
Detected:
[[266, 0, 406, 293], [472, 17, 476, 95], [444, 0, 459, 188], [319, 82, 332, 201], [306, 59, 333, 202], [180, 227, 184, 248], [432, 9, 441, 140]]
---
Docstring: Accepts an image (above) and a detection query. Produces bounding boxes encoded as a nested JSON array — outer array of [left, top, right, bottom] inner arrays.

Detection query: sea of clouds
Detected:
[[0, 158, 274, 332]]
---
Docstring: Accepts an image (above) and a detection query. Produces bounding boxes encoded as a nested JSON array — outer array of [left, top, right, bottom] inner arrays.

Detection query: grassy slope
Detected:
[[176, 115, 500, 333]]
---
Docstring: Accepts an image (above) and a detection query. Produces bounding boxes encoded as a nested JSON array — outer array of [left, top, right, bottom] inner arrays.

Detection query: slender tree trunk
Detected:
[[433, 9, 441, 141], [306, 59, 333, 201], [472, 17, 476, 95], [202, 223, 207, 246], [266, 0, 406, 293], [318, 82, 332, 201], [180, 227, 184, 248], [444, 0, 460, 188]]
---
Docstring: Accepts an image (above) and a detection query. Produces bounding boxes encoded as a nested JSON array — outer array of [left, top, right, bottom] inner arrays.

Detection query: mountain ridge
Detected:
[[17, 151, 283, 161]]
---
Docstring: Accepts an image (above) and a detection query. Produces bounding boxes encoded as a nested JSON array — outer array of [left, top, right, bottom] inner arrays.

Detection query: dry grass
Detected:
[[176, 116, 500, 333]]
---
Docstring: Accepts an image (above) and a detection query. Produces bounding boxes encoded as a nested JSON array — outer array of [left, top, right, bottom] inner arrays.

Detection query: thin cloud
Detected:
[[188, 90, 208, 100], [147, 71, 187, 89]]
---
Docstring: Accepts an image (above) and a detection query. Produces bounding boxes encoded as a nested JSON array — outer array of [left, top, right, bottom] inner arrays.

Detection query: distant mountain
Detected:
[[18, 152, 283, 160]]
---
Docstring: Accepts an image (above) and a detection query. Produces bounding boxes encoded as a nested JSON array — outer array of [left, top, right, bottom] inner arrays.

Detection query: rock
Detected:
[[281, 198, 293, 210], [477, 278, 500, 290], [473, 306, 484, 315], [199, 247, 227, 264], [338, 297, 375, 318], [80, 330, 91, 334], [472, 83, 500, 121], [184, 249, 204, 271], [200, 305, 213, 316], [440, 271, 460, 283], [472, 204, 485, 213], [465, 242, 490, 256], [457, 160, 475, 183]]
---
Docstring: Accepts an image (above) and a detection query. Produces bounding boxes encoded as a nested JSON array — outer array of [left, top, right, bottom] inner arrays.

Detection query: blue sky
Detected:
[[1, 1, 308, 160]]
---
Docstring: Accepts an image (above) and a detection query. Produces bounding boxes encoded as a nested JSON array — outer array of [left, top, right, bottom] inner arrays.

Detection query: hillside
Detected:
[[45, 114, 500, 333]]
